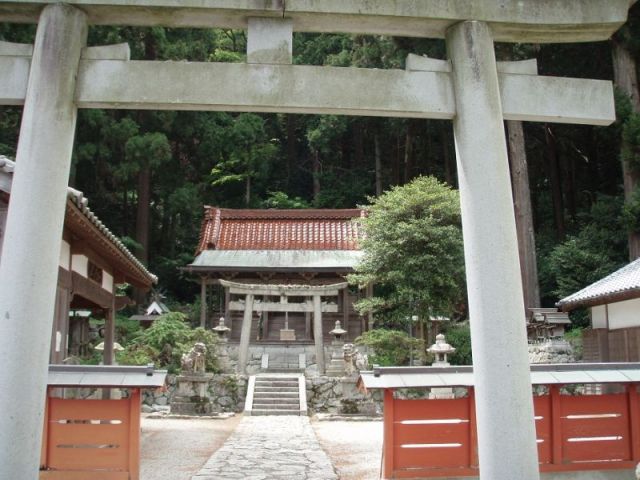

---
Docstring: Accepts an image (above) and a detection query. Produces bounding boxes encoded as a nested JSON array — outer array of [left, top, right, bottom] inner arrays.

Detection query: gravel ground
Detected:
[[311, 420, 383, 480], [140, 415, 241, 480]]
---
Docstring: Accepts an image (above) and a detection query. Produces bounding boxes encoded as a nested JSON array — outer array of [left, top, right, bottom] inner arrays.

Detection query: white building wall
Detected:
[[102, 271, 113, 293], [71, 253, 88, 277], [59, 240, 70, 269], [606, 298, 640, 330], [591, 304, 607, 329]]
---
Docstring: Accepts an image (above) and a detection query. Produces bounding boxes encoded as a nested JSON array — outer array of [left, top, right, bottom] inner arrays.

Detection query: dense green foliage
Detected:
[[350, 176, 465, 322], [355, 329, 422, 367], [1, 7, 639, 334], [117, 313, 219, 373]]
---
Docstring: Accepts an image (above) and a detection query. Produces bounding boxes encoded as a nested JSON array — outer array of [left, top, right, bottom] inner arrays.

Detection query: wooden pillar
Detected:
[[51, 286, 70, 364], [224, 287, 231, 334], [200, 277, 207, 329], [237, 294, 254, 374], [305, 307, 311, 340], [627, 384, 640, 461], [0, 5, 88, 477], [343, 288, 350, 340], [383, 389, 395, 479], [128, 389, 141, 480], [313, 294, 325, 375], [550, 385, 562, 465], [263, 311, 270, 341], [103, 301, 115, 366]]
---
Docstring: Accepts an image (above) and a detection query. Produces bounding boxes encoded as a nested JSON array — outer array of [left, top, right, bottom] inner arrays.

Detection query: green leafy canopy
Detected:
[[349, 176, 465, 322]]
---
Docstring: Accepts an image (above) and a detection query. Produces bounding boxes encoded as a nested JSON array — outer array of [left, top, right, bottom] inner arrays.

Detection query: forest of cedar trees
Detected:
[[1, 5, 640, 330]]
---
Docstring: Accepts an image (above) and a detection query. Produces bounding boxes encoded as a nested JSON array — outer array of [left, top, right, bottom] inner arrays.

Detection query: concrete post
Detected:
[[0, 4, 87, 478], [446, 21, 540, 480], [313, 295, 325, 375], [237, 294, 254, 374]]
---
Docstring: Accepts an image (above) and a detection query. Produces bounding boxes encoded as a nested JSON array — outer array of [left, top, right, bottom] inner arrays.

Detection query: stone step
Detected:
[[255, 381, 298, 386], [250, 409, 300, 416], [255, 378, 298, 384], [254, 389, 298, 395], [253, 390, 300, 398], [255, 385, 298, 391], [252, 403, 300, 410], [252, 397, 299, 405]]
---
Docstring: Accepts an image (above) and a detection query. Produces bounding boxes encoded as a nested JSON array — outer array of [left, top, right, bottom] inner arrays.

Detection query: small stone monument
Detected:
[[327, 320, 347, 377], [427, 333, 456, 399], [170, 342, 214, 415]]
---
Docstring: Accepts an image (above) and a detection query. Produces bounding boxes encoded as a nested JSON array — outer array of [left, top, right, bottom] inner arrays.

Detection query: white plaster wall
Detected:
[[71, 253, 88, 277], [59, 240, 70, 269], [608, 298, 640, 330], [591, 304, 607, 329], [102, 271, 113, 293]]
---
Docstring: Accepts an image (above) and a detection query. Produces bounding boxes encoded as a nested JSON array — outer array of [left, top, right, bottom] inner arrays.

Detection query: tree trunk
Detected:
[[441, 123, 454, 186], [374, 132, 383, 196], [286, 114, 296, 187], [245, 175, 251, 206], [612, 40, 640, 260], [135, 163, 150, 265], [403, 122, 414, 184], [507, 120, 540, 313], [312, 150, 321, 203], [392, 134, 401, 186], [545, 125, 566, 241], [354, 120, 364, 168]]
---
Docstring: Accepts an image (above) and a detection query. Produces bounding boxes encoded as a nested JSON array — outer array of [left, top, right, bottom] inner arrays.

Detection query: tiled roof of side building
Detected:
[[196, 206, 365, 254], [0, 155, 156, 285], [557, 258, 640, 311]]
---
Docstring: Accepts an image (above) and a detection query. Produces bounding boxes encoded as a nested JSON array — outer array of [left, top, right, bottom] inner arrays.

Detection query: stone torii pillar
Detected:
[[446, 21, 539, 479], [0, 4, 87, 478]]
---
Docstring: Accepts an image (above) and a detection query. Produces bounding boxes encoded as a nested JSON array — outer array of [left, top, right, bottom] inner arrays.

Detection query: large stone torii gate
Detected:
[[0, 1, 632, 478]]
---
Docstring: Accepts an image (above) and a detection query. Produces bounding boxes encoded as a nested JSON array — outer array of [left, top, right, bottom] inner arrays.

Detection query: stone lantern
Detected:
[[329, 320, 347, 343], [327, 321, 348, 377], [212, 317, 230, 341], [427, 333, 456, 367], [427, 333, 456, 399]]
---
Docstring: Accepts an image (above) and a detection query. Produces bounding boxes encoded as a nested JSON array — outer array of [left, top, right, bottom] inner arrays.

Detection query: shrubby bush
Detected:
[[355, 329, 422, 367], [117, 312, 219, 373]]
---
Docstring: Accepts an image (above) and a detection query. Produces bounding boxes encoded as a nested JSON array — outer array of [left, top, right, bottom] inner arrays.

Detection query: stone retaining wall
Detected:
[[143, 373, 248, 413], [305, 376, 382, 415]]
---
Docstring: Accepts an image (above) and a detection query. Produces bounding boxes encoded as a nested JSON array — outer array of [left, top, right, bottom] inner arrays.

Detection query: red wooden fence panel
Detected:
[[383, 387, 640, 479]]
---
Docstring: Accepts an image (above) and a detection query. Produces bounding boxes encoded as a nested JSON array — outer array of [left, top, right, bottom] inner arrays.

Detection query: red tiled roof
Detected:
[[196, 207, 364, 253]]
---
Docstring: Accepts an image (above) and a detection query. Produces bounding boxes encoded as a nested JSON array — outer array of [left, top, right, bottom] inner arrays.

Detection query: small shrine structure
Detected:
[[0, 156, 156, 364], [184, 207, 369, 374], [558, 258, 640, 362]]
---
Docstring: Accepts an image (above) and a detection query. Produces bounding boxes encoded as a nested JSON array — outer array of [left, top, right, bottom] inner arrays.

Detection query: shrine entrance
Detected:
[[0, 2, 631, 478]]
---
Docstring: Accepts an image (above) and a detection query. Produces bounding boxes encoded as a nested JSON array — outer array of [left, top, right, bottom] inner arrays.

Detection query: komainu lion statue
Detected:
[[181, 342, 207, 374]]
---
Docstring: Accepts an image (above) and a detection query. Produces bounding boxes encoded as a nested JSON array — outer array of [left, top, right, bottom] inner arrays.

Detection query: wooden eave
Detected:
[[64, 199, 152, 289], [558, 287, 640, 312]]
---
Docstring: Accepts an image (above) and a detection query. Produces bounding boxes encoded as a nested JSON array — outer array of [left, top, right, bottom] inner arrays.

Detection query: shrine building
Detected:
[[184, 207, 371, 374], [0, 156, 156, 364]]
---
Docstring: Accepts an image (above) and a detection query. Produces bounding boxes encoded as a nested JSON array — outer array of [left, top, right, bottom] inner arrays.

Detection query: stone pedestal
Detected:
[[326, 341, 346, 377], [170, 373, 214, 415]]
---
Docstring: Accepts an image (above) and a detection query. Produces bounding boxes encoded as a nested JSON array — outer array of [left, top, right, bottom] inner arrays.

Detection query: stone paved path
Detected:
[[192, 416, 338, 480]]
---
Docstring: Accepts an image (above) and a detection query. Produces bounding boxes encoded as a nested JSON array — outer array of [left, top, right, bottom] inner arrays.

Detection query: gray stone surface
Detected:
[[192, 416, 338, 480]]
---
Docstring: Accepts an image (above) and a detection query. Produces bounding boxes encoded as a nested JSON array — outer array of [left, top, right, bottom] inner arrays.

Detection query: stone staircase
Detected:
[[245, 373, 307, 416]]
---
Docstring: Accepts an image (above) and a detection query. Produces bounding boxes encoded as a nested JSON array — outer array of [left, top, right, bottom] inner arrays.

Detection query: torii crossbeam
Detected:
[[0, 1, 633, 479]]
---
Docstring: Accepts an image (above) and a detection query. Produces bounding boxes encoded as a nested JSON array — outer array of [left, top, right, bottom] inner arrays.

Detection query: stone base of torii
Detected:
[[0, 2, 631, 478]]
